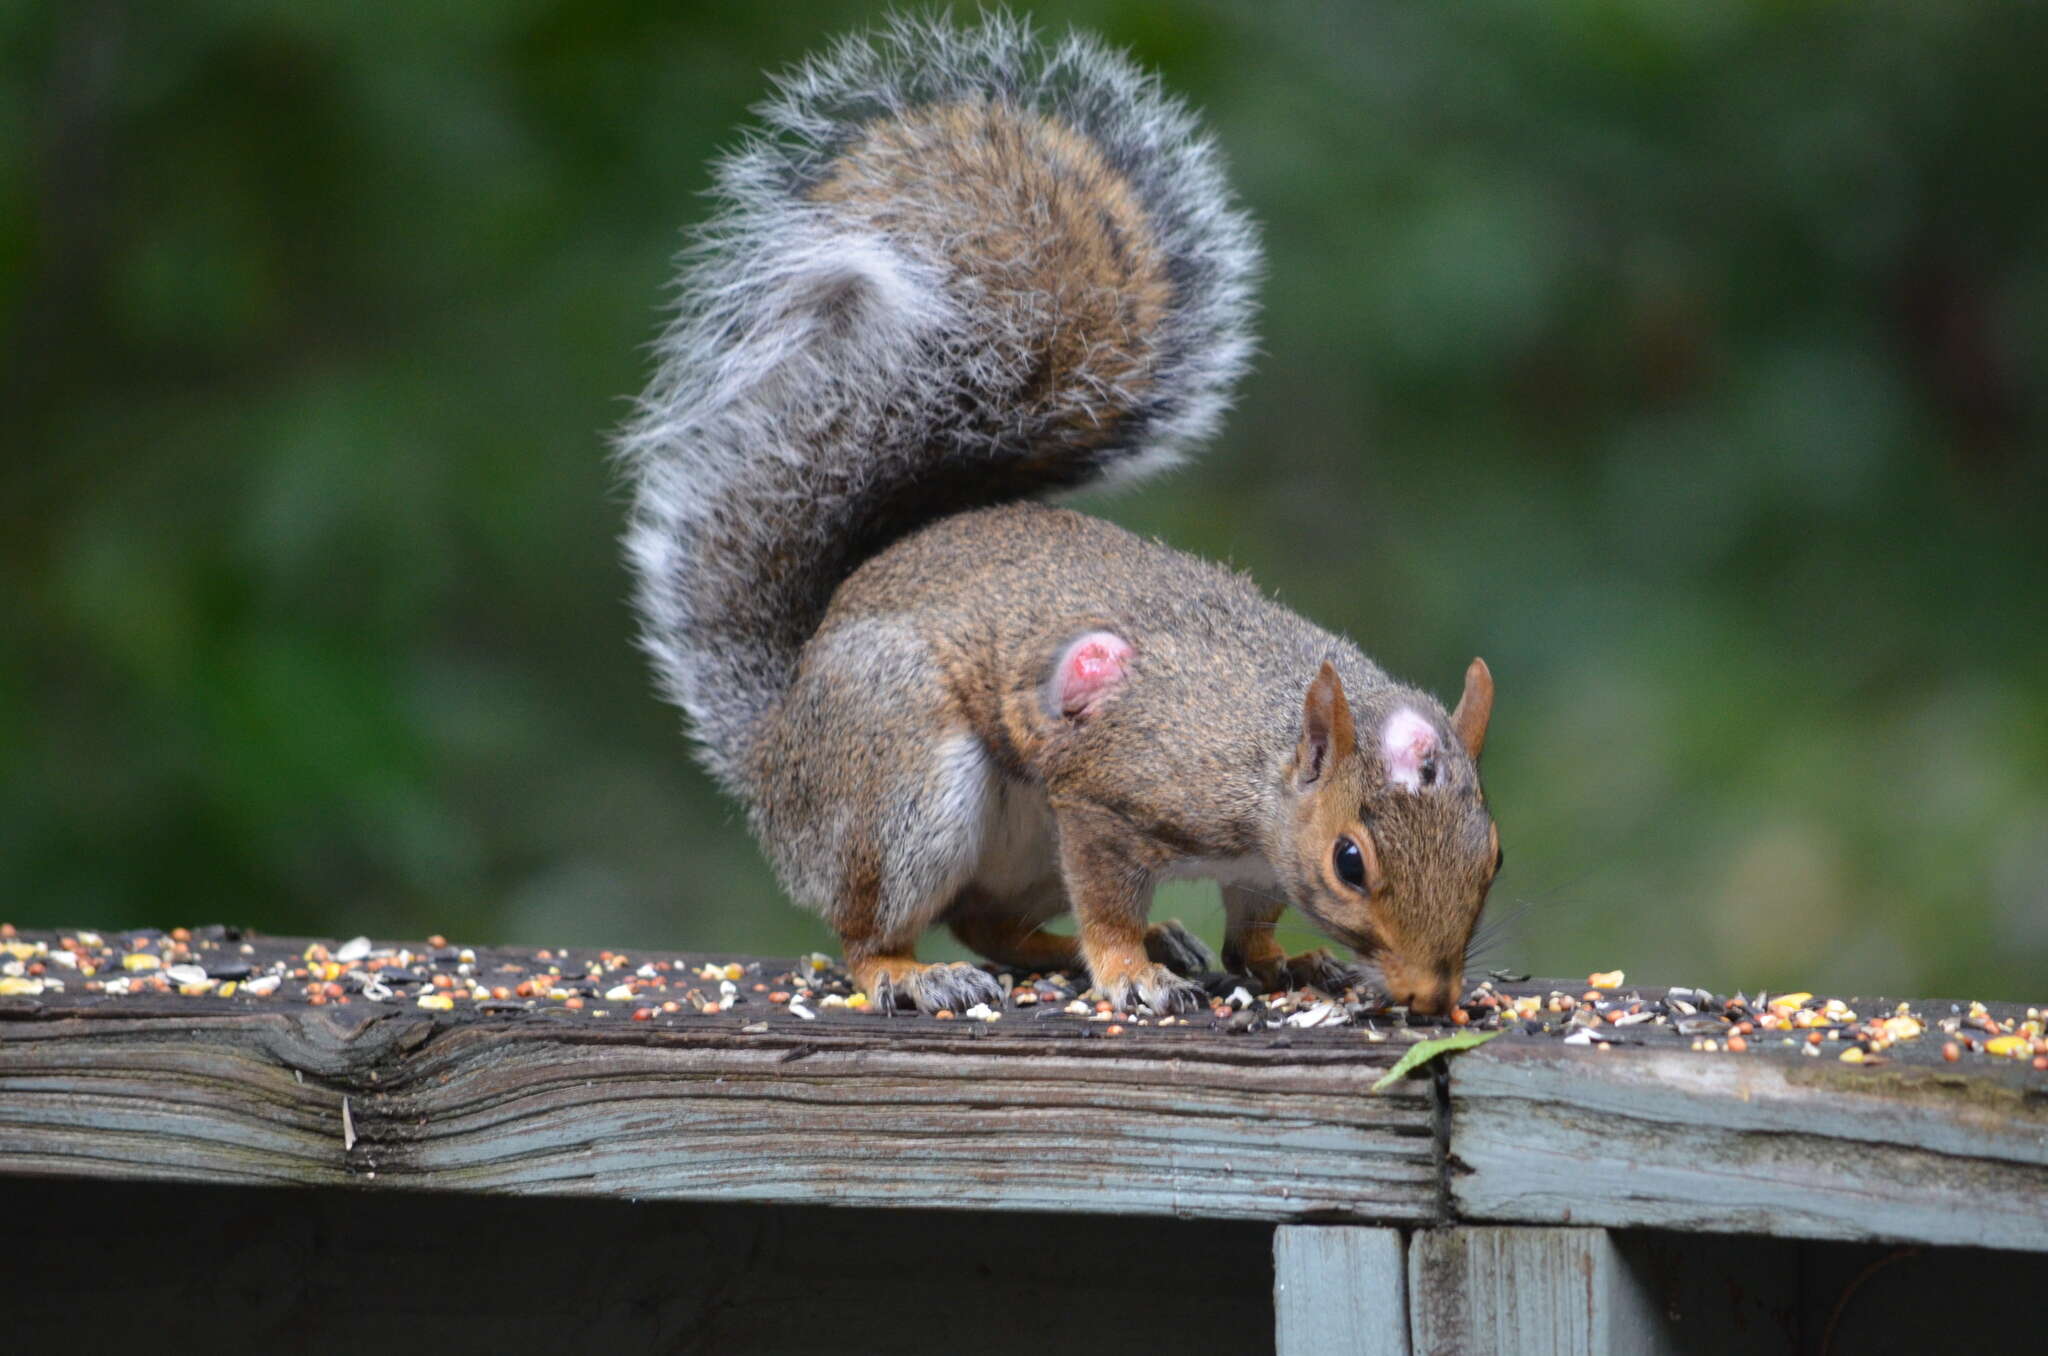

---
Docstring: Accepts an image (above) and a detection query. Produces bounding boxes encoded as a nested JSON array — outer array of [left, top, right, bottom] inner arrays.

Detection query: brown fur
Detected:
[[813, 100, 1171, 453], [632, 24, 1487, 1016], [749, 504, 1500, 1014]]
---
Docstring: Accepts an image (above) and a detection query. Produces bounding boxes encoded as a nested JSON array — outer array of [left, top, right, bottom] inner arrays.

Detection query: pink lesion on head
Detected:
[[1053, 629, 1133, 720], [1381, 708, 1439, 791]]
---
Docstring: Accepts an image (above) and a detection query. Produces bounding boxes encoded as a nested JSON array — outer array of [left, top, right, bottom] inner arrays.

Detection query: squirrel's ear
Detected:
[[1296, 661, 1357, 789], [1450, 657, 1494, 761]]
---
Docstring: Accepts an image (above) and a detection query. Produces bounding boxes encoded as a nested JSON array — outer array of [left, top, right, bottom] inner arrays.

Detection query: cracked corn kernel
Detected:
[[122, 953, 161, 971], [416, 993, 454, 1010], [1985, 1035, 2028, 1058], [1587, 970, 1624, 989]]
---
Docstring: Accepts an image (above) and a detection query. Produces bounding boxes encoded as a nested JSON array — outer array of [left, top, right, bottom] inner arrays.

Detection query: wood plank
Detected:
[[0, 1007, 1436, 1221], [5, 929, 2043, 1241], [1273, 1226, 1408, 1356], [1447, 1043, 2048, 1252], [1408, 1227, 1667, 1355]]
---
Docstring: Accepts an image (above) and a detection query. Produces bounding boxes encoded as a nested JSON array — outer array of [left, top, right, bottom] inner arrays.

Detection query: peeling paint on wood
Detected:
[[1447, 1044, 2048, 1251], [1274, 1226, 1408, 1355]]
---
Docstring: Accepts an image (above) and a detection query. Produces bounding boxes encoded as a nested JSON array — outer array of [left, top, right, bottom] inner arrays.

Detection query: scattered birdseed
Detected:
[[3, 925, 2038, 1091]]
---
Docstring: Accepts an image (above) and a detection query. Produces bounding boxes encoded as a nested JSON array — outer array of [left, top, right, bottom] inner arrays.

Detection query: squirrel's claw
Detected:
[[1283, 948, 1372, 996], [1101, 963, 1210, 1018], [908, 961, 1006, 1017], [1233, 947, 1372, 998], [1144, 919, 1219, 977]]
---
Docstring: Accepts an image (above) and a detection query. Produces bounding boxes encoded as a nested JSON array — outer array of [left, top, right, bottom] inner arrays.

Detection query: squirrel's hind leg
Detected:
[[947, 883, 1084, 974], [748, 620, 1008, 1016]]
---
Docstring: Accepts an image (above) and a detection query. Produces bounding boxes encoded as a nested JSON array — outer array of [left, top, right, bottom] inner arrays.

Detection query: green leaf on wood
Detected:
[[1371, 1029, 1500, 1093]]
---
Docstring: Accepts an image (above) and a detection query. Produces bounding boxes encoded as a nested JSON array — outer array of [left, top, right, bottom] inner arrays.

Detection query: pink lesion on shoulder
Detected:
[[1053, 629, 1133, 720]]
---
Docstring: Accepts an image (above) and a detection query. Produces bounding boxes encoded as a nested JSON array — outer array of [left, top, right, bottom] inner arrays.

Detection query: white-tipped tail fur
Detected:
[[616, 12, 1261, 787]]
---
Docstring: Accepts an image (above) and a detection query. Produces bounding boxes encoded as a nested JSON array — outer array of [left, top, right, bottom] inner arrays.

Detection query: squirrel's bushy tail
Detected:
[[617, 13, 1260, 787]]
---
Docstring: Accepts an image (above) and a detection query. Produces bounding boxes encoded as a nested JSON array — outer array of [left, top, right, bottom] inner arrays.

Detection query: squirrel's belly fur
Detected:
[[617, 16, 1500, 1015]]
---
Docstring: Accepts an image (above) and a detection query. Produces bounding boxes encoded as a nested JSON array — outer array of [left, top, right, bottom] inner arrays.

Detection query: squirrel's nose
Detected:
[[1401, 979, 1460, 1017]]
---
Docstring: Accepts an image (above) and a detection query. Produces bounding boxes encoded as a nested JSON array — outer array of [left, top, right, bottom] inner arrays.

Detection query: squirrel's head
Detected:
[[1275, 659, 1499, 1016]]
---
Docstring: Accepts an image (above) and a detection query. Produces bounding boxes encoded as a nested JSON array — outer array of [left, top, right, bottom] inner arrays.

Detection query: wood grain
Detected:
[[1273, 1226, 1409, 1355], [3, 930, 2043, 1246], [1447, 1043, 2048, 1251], [0, 1008, 1436, 1222]]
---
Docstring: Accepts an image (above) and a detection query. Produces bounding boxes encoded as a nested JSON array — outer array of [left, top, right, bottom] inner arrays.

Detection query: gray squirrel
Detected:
[[617, 14, 1500, 1016]]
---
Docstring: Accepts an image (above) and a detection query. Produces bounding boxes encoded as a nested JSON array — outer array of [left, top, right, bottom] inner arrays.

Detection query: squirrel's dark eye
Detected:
[[1333, 837, 1368, 890], [1494, 844, 1505, 874]]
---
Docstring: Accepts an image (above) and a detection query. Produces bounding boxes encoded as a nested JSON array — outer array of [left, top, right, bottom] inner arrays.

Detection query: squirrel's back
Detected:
[[616, 14, 1260, 788]]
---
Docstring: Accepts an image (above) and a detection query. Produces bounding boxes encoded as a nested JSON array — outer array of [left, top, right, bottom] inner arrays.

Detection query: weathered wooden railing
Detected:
[[2, 926, 2042, 1352]]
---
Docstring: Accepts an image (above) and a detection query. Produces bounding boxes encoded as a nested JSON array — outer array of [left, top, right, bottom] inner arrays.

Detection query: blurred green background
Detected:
[[4, 0, 2043, 999]]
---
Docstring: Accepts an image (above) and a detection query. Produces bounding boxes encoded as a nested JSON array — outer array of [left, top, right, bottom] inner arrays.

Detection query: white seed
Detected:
[[1287, 1002, 1345, 1029]]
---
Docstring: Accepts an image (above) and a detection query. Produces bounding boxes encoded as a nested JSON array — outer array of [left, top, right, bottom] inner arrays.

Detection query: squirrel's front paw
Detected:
[[1238, 948, 1371, 996], [1100, 963, 1209, 1017], [1144, 919, 1219, 977], [1280, 948, 1372, 995]]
